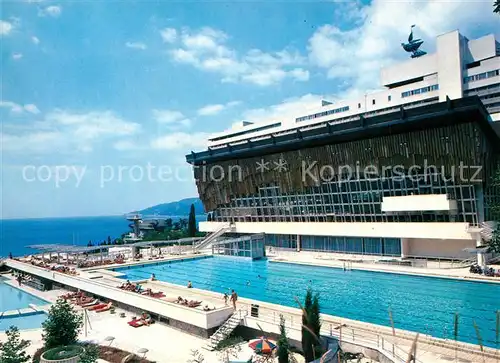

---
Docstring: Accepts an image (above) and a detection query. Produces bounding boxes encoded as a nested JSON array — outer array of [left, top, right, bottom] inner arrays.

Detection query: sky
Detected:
[[1, 0, 499, 219]]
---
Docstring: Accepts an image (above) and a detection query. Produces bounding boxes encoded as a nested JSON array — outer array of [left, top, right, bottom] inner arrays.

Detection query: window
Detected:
[[296, 106, 350, 122], [464, 69, 500, 84], [388, 95, 392, 102], [372, 99, 376, 105], [358, 103, 361, 109], [401, 84, 439, 98]]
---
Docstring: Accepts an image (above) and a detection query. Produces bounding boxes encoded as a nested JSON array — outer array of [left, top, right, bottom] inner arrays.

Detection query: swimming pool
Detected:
[[0, 279, 48, 312], [0, 312, 48, 331], [114, 256, 500, 347]]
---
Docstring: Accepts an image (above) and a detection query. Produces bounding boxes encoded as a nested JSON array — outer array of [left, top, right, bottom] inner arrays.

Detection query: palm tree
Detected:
[[494, 0, 500, 14]]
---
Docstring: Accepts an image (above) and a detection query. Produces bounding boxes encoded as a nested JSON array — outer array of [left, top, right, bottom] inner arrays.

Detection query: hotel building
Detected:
[[186, 30, 500, 261]]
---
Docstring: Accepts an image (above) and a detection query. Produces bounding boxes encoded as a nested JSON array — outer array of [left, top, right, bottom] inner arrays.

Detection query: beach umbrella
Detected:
[[248, 337, 276, 354]]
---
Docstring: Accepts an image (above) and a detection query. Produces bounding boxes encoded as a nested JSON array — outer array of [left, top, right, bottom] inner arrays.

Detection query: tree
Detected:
[[487, 166, 500, 253], [79, 344, 100, 363], [277, 315, 290, 363], [301, 288, 314, 362], [494, 0, 500, 14], [165, 218, 173, 229], [188, 204, 197, 237], [0, 326, 31, 363], [310, 293, 322, 358], [107, 236, 112, 245], [300, 288, 322, 362], [42, 298, 83, 349]]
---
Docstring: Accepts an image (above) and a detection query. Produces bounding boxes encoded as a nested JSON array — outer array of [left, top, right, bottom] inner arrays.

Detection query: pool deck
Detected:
[[267, 252, 500, 284], [5, 255, 500, 363]]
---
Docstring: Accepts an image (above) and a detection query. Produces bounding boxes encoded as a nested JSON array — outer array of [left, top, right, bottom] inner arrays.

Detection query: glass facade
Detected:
[[401, 84, 439, 98], [301, 236, 401, 256], [213, 235, 265, 259], [211, 171, 480, 225], [463, 69, 499, 84], [296, 105, 350, 122], [262, 234, 401, 256]]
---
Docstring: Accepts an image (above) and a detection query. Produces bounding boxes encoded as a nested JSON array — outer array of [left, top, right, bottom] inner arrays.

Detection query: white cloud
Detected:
[[23, 104, 40, 114], [125, 41, 147, 50], [152, 109, 184, 124], [32, 36, 40, 44], [12, 53, 23, 60], [2, 109, 141, 153], [1, 131, 67, 153], [150, 132, 208, 150], [38, 5, 62, 18], [0, 101, 24, 113], [160, 28, 177, 43], [240, 94, 326, 124], [113, 140, 142, 151], [198, 104, 225, 116], [0, 100, 40, 114], [164, 27, 309, 86], [307, 0, 499, 96], [0, 20, 13, 35], [0, 21, 12, 35], [197, 100, 241, 116]]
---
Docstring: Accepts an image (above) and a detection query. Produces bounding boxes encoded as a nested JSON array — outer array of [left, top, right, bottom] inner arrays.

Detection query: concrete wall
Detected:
[[380, 54, 438, 87], [467, 34, 497, 61], [6, 260, 233, 333], [200, 221, 475, 240], [436, 30, 464, 101], [381, 194, 456, 212], [402, 238, 475, 259]]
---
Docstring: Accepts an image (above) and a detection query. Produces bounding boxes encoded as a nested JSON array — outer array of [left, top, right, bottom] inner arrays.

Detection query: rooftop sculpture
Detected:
[[401, 25, 427, 58]]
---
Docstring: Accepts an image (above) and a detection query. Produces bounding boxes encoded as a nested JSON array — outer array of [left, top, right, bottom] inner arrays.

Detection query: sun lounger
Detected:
[[88, 303, 107, 311], [75, 298, 94, 306], [95, 303, 112, 313], [128, 318, 145, 328], [80, 299, 99, 308]]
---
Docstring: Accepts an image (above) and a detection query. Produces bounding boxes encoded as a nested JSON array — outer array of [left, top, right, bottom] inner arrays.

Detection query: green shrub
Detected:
[[0, 326, 31, 363], [42, 299, 83, 349]]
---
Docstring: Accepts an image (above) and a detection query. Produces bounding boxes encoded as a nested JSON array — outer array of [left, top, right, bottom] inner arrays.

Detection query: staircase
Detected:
[[203, 310, 245, 351], [480, 221, 496, 242], [194, 224, 232, 251]]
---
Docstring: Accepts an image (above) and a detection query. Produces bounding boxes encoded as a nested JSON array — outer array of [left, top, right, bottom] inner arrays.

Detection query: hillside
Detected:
[[137, 197, 205, 216]]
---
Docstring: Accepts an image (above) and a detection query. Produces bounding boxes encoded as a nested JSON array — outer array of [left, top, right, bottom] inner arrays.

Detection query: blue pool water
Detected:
[[0, 279, 49, 330], [0, 312, 48, 331], [0, 280, 48, 312], [115, 256, 500, 347]]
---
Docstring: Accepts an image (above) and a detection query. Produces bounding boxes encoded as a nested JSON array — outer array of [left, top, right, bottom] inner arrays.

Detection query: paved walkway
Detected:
[[268, 252, 500, 283], [5, 255, 500, 363]]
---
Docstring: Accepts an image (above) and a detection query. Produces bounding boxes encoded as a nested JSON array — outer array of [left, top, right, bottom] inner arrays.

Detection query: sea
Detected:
[[0, 215, 205, 258]]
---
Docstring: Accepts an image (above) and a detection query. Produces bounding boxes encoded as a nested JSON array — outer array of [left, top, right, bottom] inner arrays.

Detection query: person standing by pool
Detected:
[[223, 293, 228, 306], [187, 281, 193, 288], [230, 290, 238, 309]]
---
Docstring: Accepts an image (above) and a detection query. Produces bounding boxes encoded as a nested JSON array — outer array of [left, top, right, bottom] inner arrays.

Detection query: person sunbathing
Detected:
[[141, 312, 152, 326], [141, 288, 153, 296]]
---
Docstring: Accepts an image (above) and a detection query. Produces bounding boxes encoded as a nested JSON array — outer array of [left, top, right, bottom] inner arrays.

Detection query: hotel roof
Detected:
[[186, 96, 497, 166]]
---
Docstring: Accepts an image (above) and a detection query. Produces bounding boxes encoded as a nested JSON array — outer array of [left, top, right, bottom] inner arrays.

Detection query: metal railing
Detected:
[[242, 305, 422, 363], [194, 225, 231, 251]]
